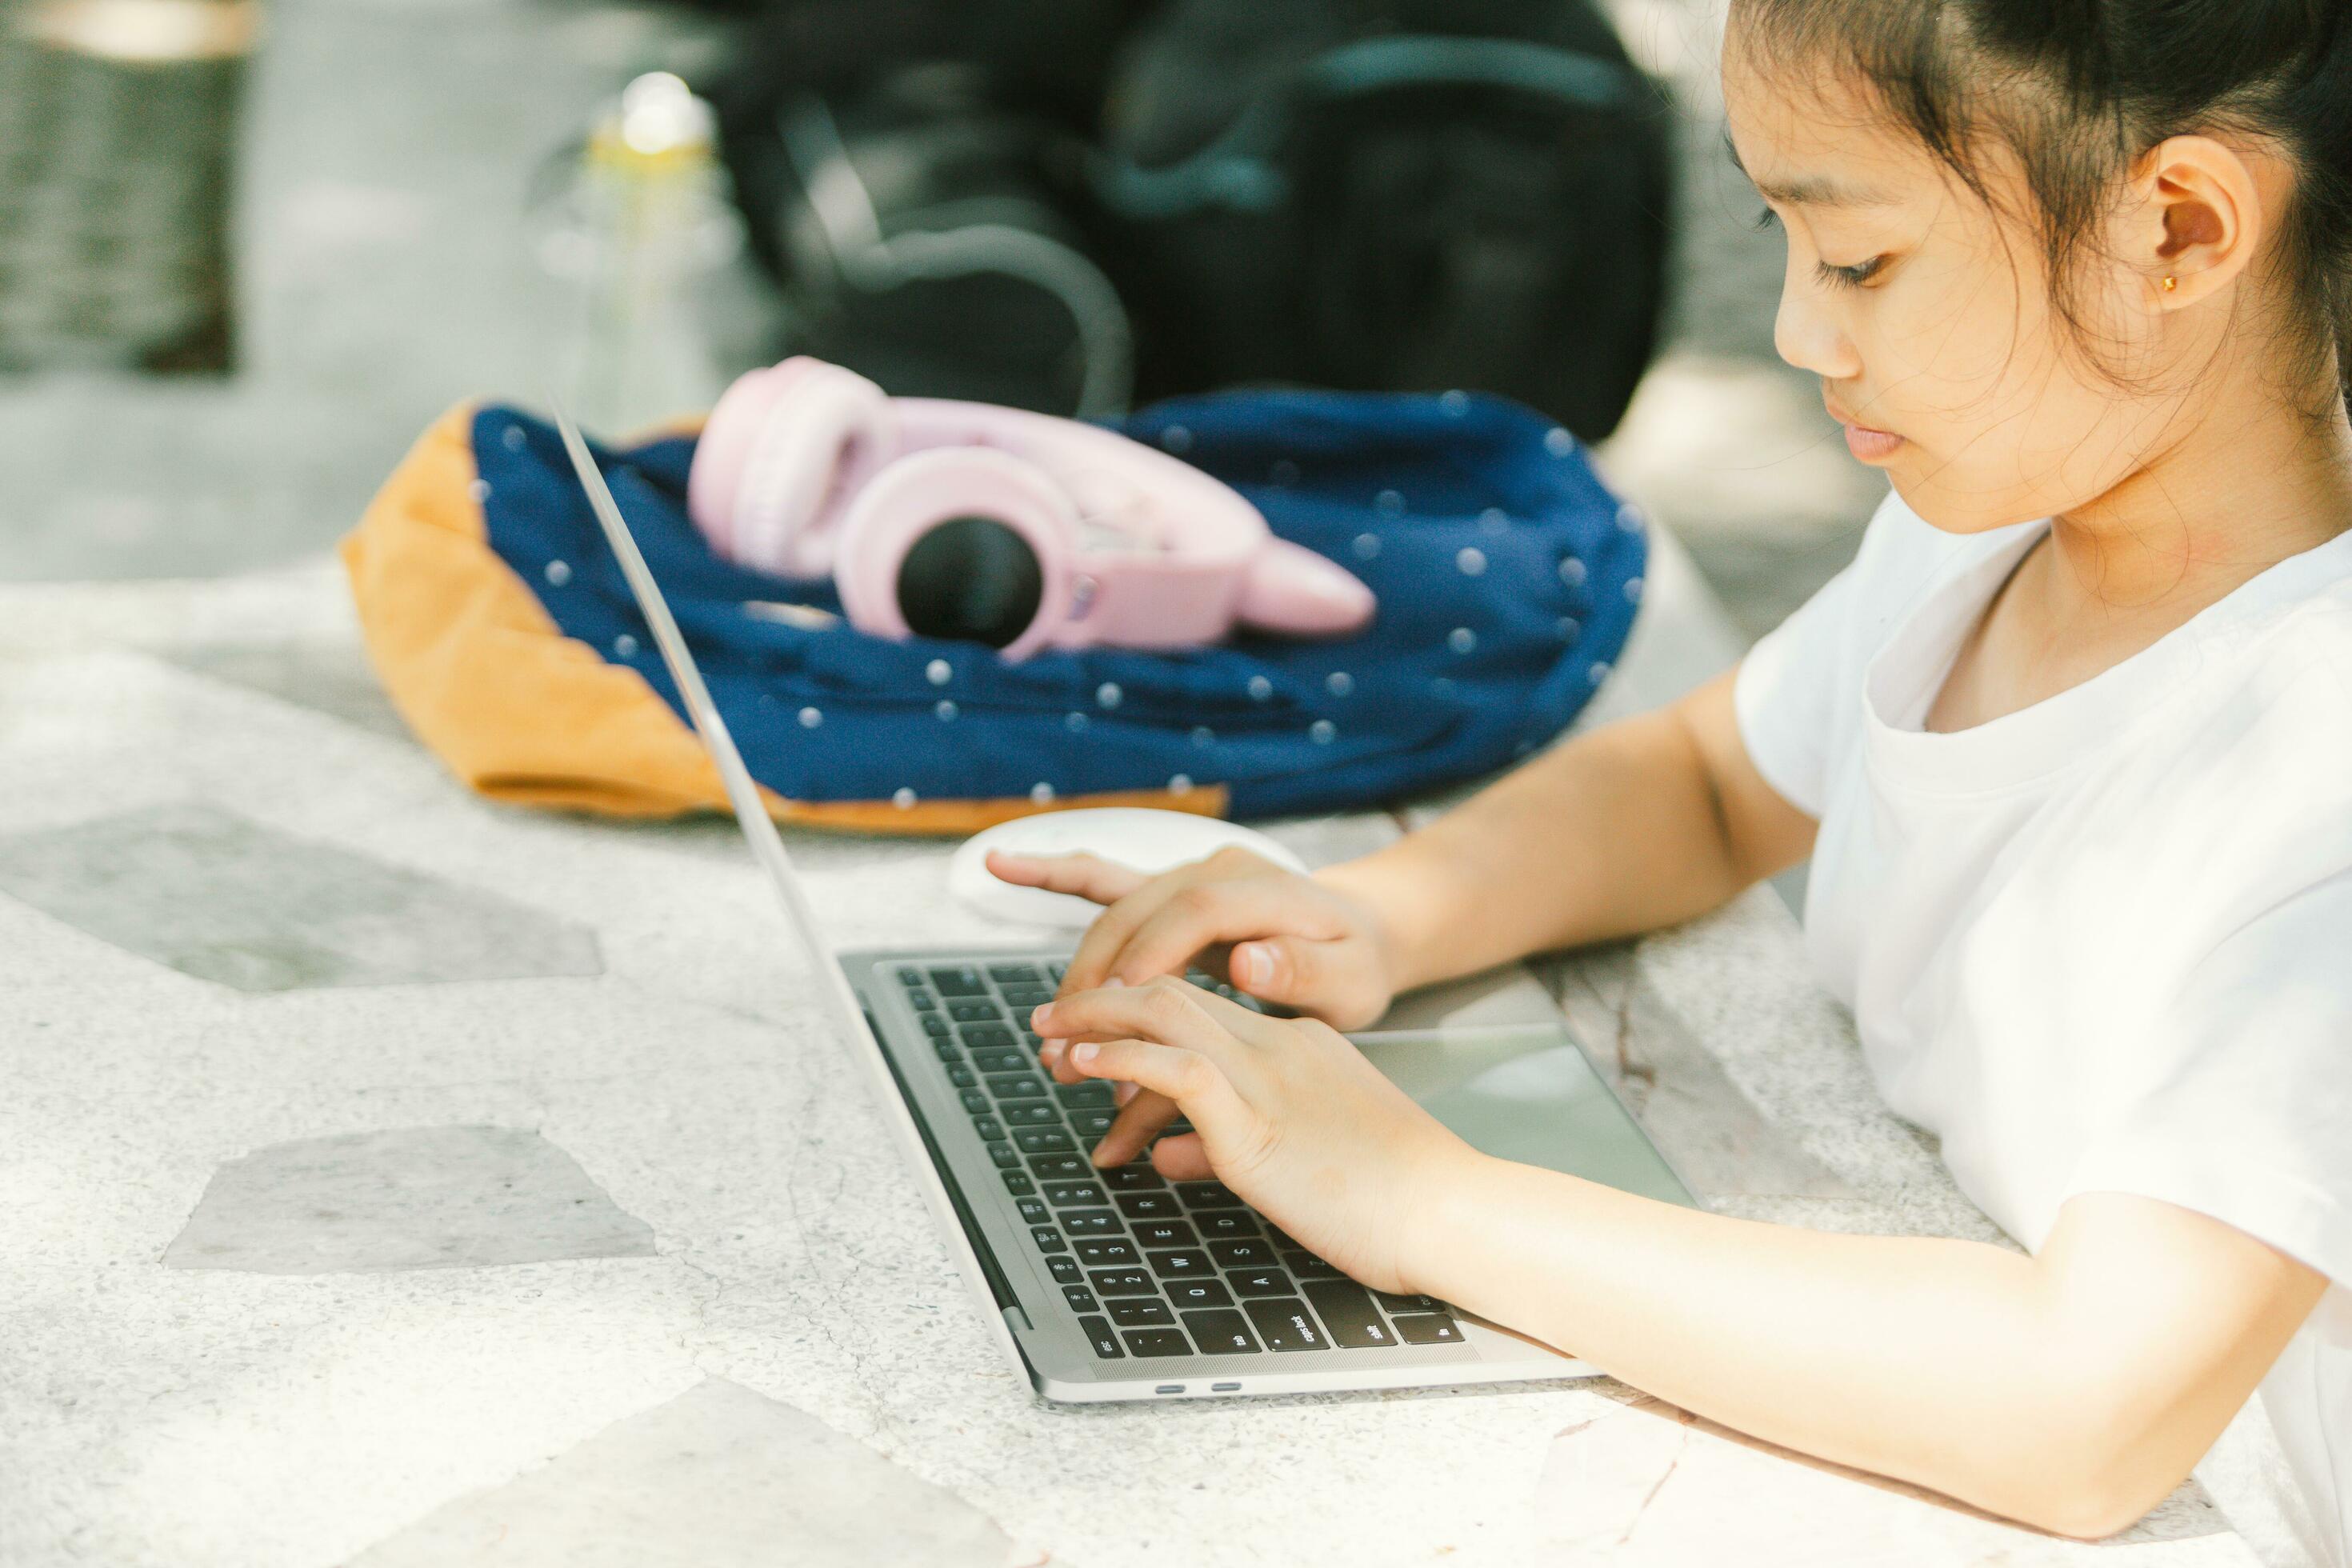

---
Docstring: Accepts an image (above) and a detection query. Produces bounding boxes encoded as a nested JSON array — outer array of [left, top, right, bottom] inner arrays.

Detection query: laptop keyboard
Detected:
[[895, 960, 1465, 1362]]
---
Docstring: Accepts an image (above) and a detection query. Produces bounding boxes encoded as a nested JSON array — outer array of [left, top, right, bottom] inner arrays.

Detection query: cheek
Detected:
[[1858, 260, 2145, 524]]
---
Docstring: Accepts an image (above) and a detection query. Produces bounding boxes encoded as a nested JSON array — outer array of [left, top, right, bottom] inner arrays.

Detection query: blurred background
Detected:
[[0, 0, 1882, 637]]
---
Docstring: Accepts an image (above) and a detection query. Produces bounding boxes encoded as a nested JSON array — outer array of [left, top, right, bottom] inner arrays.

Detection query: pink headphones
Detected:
[[686, 357, 1377, 660]]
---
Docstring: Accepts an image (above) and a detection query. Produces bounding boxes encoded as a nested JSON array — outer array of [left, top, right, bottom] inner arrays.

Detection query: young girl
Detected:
[[989, 0, 2352, 1554]]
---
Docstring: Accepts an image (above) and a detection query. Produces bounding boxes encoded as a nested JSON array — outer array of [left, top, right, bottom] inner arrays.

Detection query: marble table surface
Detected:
[[0, 537, 2277, 1567]]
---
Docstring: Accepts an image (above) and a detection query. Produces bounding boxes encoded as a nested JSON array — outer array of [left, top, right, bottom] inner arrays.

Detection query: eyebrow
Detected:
[[1722, 131, 1902, 208]]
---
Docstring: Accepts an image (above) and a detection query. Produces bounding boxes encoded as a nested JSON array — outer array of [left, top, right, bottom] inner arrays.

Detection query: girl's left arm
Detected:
[[1032, 979, 2327, 1540], [1414, 1160, 2323, 1538]]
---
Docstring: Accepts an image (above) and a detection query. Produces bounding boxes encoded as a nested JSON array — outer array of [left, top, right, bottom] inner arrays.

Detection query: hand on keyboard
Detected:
[[1027, 974, 1477, 1298], [982, 844, 1402, 1030]]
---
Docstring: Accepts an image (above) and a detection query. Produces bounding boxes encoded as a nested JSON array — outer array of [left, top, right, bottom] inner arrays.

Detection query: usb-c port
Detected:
[[1155, 1384, 1184, 1394], [1210, 1381, 1241, 1392]]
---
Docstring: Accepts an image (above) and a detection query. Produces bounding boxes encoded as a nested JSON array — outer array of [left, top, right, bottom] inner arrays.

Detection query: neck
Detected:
[[2036, 362, 2352, 630]]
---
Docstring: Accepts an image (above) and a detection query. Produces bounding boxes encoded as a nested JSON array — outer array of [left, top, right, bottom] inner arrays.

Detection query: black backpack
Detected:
[[706, 0, 1672, 438]]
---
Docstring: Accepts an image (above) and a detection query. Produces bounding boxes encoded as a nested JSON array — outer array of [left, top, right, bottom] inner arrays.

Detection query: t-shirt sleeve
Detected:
[[2063, 870, 2352, 1288], [1732, 553, 1861, 819]]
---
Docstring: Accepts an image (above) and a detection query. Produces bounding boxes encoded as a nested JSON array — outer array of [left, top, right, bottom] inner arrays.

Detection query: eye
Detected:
[[1814, 255, 1889, 289]]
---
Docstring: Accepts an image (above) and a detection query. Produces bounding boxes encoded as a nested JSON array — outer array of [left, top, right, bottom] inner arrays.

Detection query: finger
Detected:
[[1062, 1038, 1246, 1163], [982, 848, 1152, 906], [1090, 1088, 1180, 1167], [1058, 859, 1231, 998], [1031, 976, 1277, 1054], [1148, 1130, 1214, 1182], [1226, 934, 1354, 1008], [1104, 881, 1348, 988]]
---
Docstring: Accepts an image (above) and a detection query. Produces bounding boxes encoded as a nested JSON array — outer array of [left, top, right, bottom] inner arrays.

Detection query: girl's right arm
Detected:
[[989, 666, 1819, 1016]]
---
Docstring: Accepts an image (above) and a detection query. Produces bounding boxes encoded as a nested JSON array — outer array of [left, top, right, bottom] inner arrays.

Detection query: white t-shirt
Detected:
[[1734, 487, 2352, 1565]]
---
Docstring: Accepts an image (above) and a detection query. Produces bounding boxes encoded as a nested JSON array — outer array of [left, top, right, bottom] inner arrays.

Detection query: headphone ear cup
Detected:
[[722, 358, 898, 578], [832, 446, 1078, 655]]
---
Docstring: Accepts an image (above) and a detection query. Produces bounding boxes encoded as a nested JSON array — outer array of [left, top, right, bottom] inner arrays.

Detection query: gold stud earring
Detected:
[[2162, 275, 2178, 292]]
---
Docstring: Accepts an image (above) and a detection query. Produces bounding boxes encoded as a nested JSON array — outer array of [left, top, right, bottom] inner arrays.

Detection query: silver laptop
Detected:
[[554, 407, 1695, 1402]]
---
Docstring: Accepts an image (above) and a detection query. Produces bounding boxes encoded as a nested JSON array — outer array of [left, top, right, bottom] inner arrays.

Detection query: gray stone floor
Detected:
[[0, 0, 1877, 642]]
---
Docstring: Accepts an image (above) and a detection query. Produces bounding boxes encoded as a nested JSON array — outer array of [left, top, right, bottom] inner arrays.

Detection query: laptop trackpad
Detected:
[[1358, 1024, 1694, 1207]]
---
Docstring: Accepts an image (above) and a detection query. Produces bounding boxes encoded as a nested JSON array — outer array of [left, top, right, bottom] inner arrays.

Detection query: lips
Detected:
[[1825, 394, 1904, 462]]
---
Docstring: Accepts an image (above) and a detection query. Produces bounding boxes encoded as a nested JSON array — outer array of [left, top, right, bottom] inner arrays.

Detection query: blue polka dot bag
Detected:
[[350, 386, 1645, 832]]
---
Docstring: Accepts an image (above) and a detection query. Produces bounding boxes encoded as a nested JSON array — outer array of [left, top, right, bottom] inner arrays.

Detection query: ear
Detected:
[[2125, 134, 2269, 310]]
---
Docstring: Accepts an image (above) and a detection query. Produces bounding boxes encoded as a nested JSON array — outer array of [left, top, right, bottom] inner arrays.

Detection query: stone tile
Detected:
[[345, 1378, 1012, 1568], [1532, 1393, 2245, 1566], [166, 640, 410, 742], [0, 802, 602, 991], [163, 1124, 656, 1274]]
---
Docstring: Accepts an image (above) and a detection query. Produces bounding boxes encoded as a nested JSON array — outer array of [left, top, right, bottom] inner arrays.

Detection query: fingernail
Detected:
[[1071, 1040, 1098, 1066], [1031, 1002, 1056, 1026], [1104, 975, 1126, 988], [1090, 1141, 1111, 1165], [1042, 1041, 1064, 1068], [1234, 945, 1266, 987]]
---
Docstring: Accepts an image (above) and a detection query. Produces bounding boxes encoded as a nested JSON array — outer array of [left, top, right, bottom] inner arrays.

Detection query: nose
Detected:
[[1773, 268, 1863, 382]]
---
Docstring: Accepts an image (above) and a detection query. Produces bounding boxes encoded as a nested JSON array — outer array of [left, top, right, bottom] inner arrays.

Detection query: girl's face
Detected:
[[1721, 35, 2179, 534]]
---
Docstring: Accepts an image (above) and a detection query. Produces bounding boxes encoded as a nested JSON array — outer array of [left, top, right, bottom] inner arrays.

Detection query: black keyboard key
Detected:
[[1197, 1211, 1258, 1242], [1133, 1219, 1197, 1250], [930, 966, 986, 996], [921, 1014, 951, 1038], [1001, 985, 1054, 1008], [1392, 1314, 1464, 1346], [898, 967, 924, 987], [1177, 1181, 1246, 1210], [1146, 1248, 1214, 1279], [958, 1022, 1015, 1048], [1004, 1103, 1059, 1128], [1229, 1267, 1293, 1298], [972, 1116, 1005, 1142], [1070, 1110, 1118, 1139], [1055, 1080, 1116, 1108], [1063, 1286, 1099, 1314], [988, 963, 1043, 984], [960, 1090, 989, 1115], [1210, 1239, 1274, 1270], [990, 1075, 1050, 1102], [1088, 1269, 1155, 1297], [1375, 1291, 1442, 1314], [932, 1040, 960, 1062], [1302, 1281, 1394, 1349], [946, 1064, 977, 1089], [1167, 1278, 1234, 1309], [907, 990, 937, 1010], [1046, 962, 1068, 981], [1118, 1192, 1182, 1221], [1015, 1128, 1075, 1154], [1103, 1166, 1166, 1191], [1016, 1197, 1050, 1226], [1030, 1227, 1066, 1254], [1029, 1154, 1091, 1182], [970, 1048, 1029, 1075], [1182, 1308, 1262, 1355], [1063, 1210, 1122, 1237], [1046, 1256, 1082, 1284], [1002, 1170, 1035, 1198], [986, 1142, 1019, 1169], [1078, 1315, 1124, 1358], [1244, 1297, 1329, 1352], [948, 1001, 1002, 1023], [1074, 1238, 1138, 1267], [1108, 1298, 1174, 1327], [1282, 1252, 1345, 1280], [1123, 1329, 1193, 1358], [1043, 1181, 1106, 1208]]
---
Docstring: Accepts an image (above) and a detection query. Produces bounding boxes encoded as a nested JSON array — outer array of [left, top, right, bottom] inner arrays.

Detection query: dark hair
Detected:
[[1728, 0, 2352, 421]]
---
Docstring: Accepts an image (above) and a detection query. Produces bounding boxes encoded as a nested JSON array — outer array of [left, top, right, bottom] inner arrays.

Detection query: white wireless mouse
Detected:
[[947, 808, 1310, 929]]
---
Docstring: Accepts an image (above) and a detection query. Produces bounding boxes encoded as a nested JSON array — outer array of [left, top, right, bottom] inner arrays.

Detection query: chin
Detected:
[[1886, 475, 2052, 538]]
